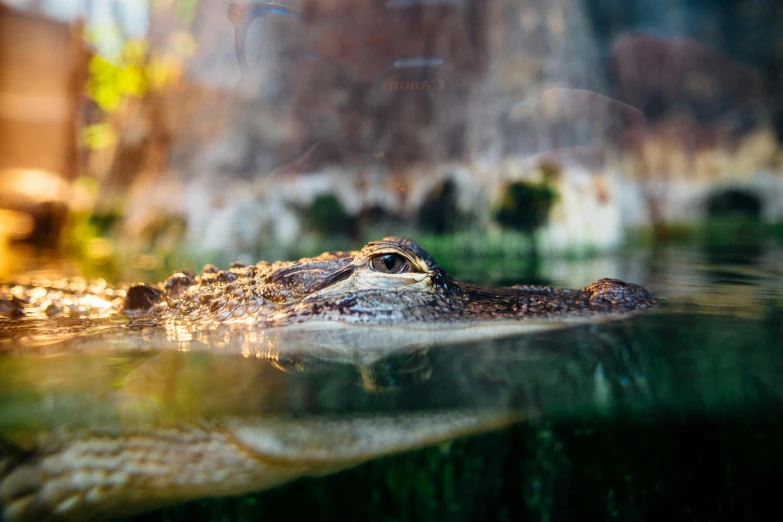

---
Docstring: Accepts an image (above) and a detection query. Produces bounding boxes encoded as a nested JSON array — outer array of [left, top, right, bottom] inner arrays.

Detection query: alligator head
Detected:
[[1, 237, 658, 353], [143, 236, 656, 329]]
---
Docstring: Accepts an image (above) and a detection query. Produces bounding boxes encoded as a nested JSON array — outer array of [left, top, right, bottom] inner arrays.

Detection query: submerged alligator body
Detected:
[[0, 409, 523, 522], [0, 237, 657, 353]]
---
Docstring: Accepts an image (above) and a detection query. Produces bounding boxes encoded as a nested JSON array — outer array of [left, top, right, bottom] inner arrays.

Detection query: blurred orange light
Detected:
[[0, 209, 34, 239], [0, 168, 70, 204]]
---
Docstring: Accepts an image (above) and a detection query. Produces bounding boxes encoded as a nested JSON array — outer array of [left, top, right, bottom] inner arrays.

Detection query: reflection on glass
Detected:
[[227, 2, 466, 166]]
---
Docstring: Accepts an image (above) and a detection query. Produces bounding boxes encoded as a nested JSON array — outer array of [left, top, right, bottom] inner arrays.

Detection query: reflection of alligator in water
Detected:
[[0, 408, 522, 522], [0, 237, 657, 352]]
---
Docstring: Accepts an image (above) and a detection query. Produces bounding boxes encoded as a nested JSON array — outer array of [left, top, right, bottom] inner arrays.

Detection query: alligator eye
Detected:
[[370, 253, 411, 274]]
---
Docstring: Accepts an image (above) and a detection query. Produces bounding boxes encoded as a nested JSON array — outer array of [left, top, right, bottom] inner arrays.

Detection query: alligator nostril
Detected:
[[164, 272, 196, 298], [586, 278, 628, 295], [123, 284, 161, 312]]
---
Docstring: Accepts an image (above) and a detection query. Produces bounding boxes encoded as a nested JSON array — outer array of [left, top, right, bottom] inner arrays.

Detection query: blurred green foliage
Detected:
[[172, 0, 200, 25], [307, 194, 354, 237], [625, 217, 783, 252], [494, 180, 558, 235], [81, 30, 195, 151], [417, 178, 462, 234]]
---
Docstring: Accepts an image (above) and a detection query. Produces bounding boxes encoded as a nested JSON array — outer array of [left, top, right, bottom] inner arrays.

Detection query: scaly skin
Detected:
[[0, 237, 658, 352], [0, 410, 523, 521]]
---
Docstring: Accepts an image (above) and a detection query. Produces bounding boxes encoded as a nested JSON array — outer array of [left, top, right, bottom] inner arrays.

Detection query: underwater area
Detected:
[[1, 225, 782, 521]]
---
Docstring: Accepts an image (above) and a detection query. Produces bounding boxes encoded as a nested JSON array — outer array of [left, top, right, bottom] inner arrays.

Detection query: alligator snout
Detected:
[[585, 278, 658, 311]]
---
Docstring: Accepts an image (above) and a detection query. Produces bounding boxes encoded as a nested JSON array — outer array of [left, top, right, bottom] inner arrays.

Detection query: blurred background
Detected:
[[1, 0, 782, 282]]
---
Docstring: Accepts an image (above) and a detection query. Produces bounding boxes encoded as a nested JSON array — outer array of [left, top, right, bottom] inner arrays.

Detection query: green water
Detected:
[[1, 242, 782, 521]]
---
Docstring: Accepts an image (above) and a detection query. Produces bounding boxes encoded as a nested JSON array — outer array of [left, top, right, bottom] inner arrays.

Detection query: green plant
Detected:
[[307, 194, 354, 237], [417, 178, 461, 234], [494, 180, 558, 235]]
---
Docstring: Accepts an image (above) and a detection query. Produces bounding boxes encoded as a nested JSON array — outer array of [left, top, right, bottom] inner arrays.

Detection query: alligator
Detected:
[[0, 237, 657, 520], [0, 237, 658, 355]]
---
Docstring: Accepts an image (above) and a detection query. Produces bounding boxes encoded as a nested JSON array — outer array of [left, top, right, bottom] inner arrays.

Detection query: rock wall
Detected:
[[112, 0, 783, 259]]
